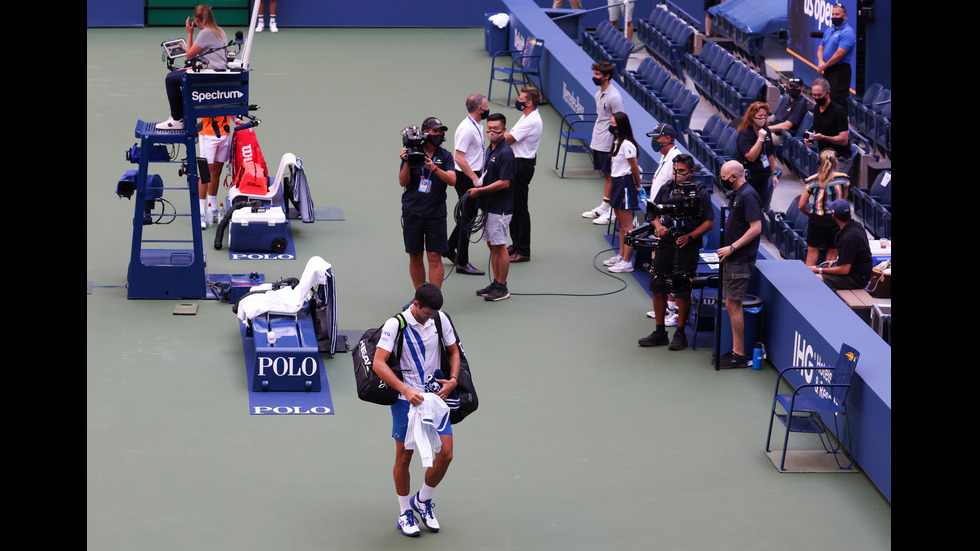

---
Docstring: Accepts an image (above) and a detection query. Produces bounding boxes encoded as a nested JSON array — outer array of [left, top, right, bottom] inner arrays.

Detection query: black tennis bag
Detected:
[[352, 313, 407, 405], [435, 313, 478, 424]]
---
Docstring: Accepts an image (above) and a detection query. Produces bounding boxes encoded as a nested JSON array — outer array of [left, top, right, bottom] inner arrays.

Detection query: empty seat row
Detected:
[[850, 170, 891, 240], [623, 58, 700, 136], [583, 20, 633, 79], [764, 194, 809, 260], [848, 83, 891, 160], [685, 41, 768, 120], [685, 113, 739, 181], [636, 6, 695, 78]]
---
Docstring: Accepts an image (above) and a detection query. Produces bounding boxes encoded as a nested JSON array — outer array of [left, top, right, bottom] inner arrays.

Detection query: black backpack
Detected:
[[352, 313, 407, 405], [353, 312, 478, 423], [434, 312, 478, 424]]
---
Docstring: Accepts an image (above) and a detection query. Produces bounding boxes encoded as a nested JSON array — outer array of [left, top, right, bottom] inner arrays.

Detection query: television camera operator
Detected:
[[633, 154, 714, 351], [399, 117, 457, 290]]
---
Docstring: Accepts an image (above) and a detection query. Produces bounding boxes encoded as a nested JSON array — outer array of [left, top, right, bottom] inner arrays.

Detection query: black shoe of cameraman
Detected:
[[638, 329, 669, 347]]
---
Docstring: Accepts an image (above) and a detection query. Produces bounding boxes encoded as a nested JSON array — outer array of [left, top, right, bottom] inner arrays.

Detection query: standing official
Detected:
[[505, 87, 543, 263], [817, 3, 856, 107], [469, 113, 515, 301], [448, 94, 489, 276], [715, 160, 763, 369]]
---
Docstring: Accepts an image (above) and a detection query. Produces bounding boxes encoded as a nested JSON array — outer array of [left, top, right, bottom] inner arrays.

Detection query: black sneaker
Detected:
[[476, 280, 498, 296], [719, 352, 750, 369], [483, 282, 510, 301], [668, 328, 688, 351], [638, 330, 670, 347]]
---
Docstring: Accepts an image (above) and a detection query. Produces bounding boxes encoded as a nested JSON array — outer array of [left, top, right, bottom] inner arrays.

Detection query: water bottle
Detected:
[[752, 342, 766, 370], [638, 186, 649, 204], [267, 330, 277, 346]]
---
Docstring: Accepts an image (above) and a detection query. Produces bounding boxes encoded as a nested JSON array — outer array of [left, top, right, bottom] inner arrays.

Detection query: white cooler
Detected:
[[229, 206, 289, 253]]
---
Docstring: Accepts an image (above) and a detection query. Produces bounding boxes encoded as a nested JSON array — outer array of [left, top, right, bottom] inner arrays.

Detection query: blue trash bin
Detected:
[[719, 295, 764, 356], [485, 13, 509, 55]]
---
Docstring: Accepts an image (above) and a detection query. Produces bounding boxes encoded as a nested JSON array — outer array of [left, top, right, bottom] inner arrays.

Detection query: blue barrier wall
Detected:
[[755, 260, 891, 501], [87, 0, 145, 27]]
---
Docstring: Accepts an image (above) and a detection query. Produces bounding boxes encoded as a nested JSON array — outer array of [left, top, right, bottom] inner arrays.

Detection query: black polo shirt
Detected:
[[811, 100, 849, 159], [834, 219, 873, 282], [401, 146, 454, 219], [723, 183, 762, 262], [773, 94, 808, 131], [481, 139, 515, 215]]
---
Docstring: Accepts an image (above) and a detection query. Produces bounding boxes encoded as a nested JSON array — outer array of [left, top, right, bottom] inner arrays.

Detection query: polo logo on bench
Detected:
[[257, 355, 318, 377]]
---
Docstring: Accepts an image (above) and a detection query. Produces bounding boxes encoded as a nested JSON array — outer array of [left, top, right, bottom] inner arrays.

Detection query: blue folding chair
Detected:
[[555, 112, 597, 178], [489, 37, 545, 106], [765, 343, 860, 471]]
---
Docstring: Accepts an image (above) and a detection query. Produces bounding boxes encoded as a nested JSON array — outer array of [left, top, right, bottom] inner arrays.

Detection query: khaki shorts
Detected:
[[481, 212, 512, 246], [722, 260, 754, 302]]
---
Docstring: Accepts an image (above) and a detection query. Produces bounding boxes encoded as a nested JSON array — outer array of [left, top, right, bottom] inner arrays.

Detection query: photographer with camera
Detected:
[[716, 160, 763, 369], [637, 154, 714, 351], [399, 117, 457, 290]]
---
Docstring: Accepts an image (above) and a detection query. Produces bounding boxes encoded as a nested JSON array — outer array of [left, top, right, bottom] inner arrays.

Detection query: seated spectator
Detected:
[[768, 77, 808, 145], [799, 149, 850, 266], [809, 199, 872, 291]]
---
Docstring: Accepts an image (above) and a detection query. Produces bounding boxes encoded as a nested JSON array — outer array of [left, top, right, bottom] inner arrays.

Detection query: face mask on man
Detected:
[[480, 108, 490, 120], [592, 76, 604, 86], [831, 16, 844, 27], [719, 174, 738, 191], [788, 88, 802, 99], [427, 133, 445, 146], [515, 100, 527, 111]]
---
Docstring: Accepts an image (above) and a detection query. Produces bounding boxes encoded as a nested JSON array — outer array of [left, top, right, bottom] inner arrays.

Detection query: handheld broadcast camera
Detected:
[[625, 180, 706, 252], [646, 181, 706, 222], [401, 125, 431, 169]]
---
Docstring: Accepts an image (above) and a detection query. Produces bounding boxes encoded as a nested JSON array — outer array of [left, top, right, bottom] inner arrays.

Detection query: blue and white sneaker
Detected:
[[410, 492, 440, 532], [397, 510, 420, 537]]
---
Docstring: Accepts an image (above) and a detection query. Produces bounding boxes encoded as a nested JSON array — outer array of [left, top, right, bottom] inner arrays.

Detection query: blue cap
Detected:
[[828, 199, 850, 217]]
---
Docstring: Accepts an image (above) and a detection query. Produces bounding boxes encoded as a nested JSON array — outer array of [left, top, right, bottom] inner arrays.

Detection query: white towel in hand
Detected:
[[404, 394, 451, 468]]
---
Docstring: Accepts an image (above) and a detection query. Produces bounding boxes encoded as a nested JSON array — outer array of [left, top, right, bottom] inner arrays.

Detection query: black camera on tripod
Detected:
[[401, 125, 431, 169]]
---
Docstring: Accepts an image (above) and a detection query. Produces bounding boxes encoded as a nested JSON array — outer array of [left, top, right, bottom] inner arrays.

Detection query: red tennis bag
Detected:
[[229, 127, 269, 195]]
